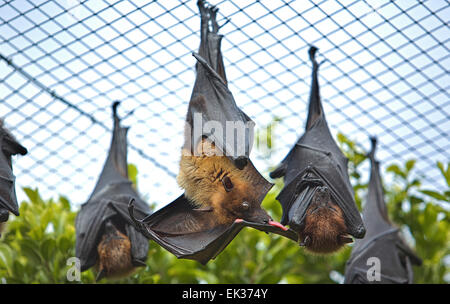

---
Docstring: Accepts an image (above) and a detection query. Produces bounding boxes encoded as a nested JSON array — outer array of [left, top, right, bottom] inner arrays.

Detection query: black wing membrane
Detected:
[[184, 0, 253, 169], [129, 195, 298, 265], [270, 47, 365, 238], [0, 120, 27, 221], [344, 138, 421, 284], [75, 102, 150, 271]]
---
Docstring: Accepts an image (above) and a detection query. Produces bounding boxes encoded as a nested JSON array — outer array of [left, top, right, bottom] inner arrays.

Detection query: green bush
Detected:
[[0, 134, 448, 283]]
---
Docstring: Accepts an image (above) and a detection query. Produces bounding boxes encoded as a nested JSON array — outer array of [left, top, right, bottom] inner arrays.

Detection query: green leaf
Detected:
[[22, 188, 39, 204], [0, 243, 13, 272], [386, 164, 406, 178], [420, 190, 449, 202], [41, 239, 56, 261], [128, 163, 138, 188], [436, 161, 450, 187], [405, 159, 416, 172], [59, 196, 71, 211]]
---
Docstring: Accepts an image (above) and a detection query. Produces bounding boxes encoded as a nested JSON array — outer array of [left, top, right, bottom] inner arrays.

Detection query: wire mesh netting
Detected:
[[1, 0, 449, 209]]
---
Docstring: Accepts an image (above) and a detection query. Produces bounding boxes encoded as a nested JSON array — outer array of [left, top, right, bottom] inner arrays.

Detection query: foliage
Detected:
[[0, 188, 95, 283], [385, 160, 449, 283], [0, 136, 448, 284]]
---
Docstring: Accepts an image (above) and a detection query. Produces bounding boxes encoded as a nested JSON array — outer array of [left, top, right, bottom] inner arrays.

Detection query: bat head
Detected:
[[210, 169, 273, 225], [178, 139, 274, 226], [291, 186, 353, 254]]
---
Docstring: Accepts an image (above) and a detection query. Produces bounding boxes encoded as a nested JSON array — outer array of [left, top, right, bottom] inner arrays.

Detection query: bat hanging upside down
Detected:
[[75, 102, 150, 281], [344, 138, 421, 284], [128, 0, 296, 265], [270, 47, 365, 254], [0, 119, 27, 237]]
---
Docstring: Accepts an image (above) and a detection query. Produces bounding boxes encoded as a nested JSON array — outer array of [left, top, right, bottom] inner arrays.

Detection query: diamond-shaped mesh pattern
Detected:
[[1, 0, 449, 208]]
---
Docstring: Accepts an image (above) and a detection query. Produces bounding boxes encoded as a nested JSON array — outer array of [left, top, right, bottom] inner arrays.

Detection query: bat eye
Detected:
[[241, 202, 250, 210], [222, 176, 233, 192]]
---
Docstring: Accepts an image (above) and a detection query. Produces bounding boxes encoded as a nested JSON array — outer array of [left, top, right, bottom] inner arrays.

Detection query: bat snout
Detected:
[[349, 224, 366, 239], [245, 207, 272, 225]]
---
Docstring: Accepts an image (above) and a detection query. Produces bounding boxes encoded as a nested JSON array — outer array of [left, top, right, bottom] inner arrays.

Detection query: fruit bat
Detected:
[[344, 138, 422, 284], [0, 120, 27, 236], [128, 0, 296, 265], [269, 47, 365, 253], [75, 102, 151, 281]]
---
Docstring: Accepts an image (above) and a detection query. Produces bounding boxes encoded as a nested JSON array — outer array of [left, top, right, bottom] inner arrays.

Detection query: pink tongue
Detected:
[[234, 218, 288, 231], [268, 220, 288, 231]]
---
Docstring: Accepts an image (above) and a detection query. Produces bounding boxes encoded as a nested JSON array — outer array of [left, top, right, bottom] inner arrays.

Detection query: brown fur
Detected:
[[300, 200, 348, 254], [177, 139, 272, 225], [96, 225, 135, 280]]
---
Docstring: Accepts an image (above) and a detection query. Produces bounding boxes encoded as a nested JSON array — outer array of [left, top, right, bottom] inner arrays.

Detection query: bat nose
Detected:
[[233, 156, 248, 170], [352, 225, 366, 238], [249, 208, 272, 225]]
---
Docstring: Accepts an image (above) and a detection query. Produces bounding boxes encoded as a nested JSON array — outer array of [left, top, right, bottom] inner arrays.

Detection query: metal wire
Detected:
[[1, 0, 449, 208]]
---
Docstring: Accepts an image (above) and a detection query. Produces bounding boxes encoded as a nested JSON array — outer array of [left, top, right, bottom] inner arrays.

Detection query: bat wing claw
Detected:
[[128, 198, 144, 229]]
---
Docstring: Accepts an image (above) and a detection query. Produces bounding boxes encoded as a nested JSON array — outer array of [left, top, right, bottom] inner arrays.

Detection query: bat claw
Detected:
[[339, 235, 353, 244], [300, 235, 311, 247], [112, 101, 120, 117], [128, 198, 143, 229]]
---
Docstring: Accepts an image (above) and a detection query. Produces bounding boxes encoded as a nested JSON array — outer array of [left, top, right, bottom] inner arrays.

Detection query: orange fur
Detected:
[[96, 226, 135, 280], [300, 201, 348, 254], [177, 139, 272, 225]]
